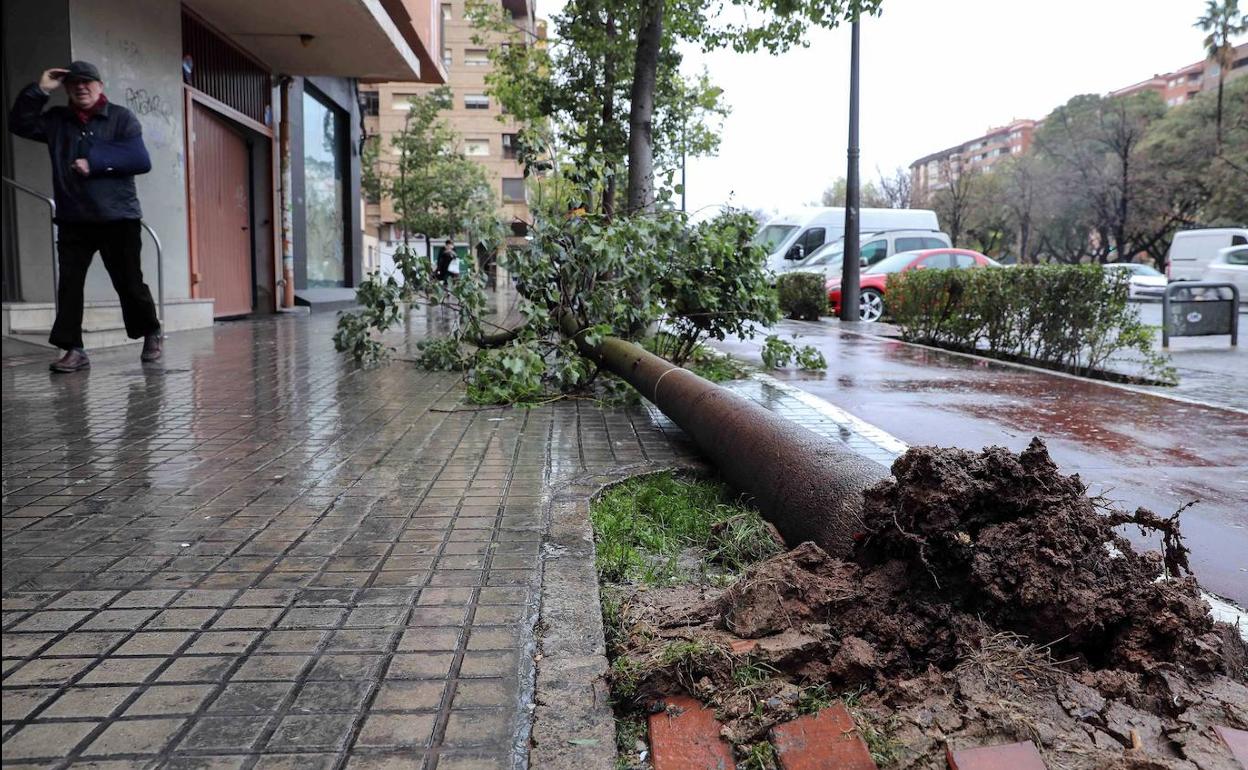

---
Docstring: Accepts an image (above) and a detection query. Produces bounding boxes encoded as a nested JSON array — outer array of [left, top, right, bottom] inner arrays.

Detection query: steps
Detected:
[[2, 298, 215, 349]]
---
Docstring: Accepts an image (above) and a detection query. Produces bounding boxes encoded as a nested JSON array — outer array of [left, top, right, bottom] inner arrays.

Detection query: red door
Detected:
[[191, 102, 253, 317]]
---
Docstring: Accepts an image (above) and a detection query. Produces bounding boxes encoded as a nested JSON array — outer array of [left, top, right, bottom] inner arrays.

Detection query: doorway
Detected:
[[190, 101, 254, 318]]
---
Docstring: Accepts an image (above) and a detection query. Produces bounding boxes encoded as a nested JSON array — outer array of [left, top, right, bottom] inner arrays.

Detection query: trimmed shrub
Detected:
[[775, 272, 827, 320], [887, 265, 1174, 383]]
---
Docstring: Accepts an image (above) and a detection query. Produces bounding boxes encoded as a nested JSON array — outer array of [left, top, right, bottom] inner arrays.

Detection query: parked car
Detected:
[[776, 229, 952, 278], [826, 248, 998, 322], [1166, 228, 1248, 281], [752, 207, 941, 274], [1202, 245, 1248, 299], [1104, 262, 1167, 300]]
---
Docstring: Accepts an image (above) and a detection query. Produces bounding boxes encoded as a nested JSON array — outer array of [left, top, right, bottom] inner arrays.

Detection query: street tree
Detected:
[[875, 165, 913, 208], [1195, 0, 1248, 153], [472, 0, 881, 214], [817, 176, 887, 208], [926, 160, 982, 247]]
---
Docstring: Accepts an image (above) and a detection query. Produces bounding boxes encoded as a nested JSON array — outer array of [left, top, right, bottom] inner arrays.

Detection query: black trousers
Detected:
[[51, 220, 160, 350]]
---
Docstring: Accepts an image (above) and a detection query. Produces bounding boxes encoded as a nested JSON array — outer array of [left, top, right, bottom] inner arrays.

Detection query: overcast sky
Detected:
[[538, 0, 1238, 217]]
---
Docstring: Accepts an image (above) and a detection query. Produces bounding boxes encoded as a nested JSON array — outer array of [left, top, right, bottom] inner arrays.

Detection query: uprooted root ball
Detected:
[[608, 439, 1247, 765]]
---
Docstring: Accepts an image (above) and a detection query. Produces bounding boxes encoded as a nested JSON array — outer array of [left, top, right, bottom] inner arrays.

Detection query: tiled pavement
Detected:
[[2, 309, 903, 769]]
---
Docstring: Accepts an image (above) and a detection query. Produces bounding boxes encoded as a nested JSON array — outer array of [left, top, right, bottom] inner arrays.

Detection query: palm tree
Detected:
[[1195, 0, 1248, 153]]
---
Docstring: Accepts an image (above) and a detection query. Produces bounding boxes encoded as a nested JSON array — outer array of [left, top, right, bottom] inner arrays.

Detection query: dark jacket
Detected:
[[8, 84, 151, 223]]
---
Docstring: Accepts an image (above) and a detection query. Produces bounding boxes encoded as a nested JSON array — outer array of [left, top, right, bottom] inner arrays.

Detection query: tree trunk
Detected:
[[627, 0, 664, 214], [1215, 67, 1225, 155], [1117, 154, 1129, 262], [602, 9, 618, 220]]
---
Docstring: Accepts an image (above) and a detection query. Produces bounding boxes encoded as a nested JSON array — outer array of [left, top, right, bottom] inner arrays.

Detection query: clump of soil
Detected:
[[610, 439, 1248, 767]]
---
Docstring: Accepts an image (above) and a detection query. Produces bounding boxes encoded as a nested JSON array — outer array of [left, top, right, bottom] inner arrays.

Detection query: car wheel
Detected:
[[859, 289, 884, 322]]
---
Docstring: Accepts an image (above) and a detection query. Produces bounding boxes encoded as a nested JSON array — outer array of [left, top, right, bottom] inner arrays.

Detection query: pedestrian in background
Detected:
[[436, 238, 456, 284], [9, 61, 162, 372]]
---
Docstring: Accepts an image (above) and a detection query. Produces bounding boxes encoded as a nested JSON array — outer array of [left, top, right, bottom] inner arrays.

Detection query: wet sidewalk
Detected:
[[714, 319, 1248, 606], [1, 313, 705, 769]]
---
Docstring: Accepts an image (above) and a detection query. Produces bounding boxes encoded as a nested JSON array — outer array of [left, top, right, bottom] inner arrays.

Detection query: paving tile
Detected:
[[78, 657, 165, 684], [354, 712, 436, 749], [178, 715, 273, 751], [124, 683, 217, 716], [1, 721, 99, 760], [83, 717, 185, 756], [41, 685, 136, 718], [265, 713, 356, 751], [385, 653, 454, 680]]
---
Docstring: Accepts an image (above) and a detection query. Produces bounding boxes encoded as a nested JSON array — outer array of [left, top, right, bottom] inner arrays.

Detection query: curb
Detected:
[[528, 460, 707, 770]]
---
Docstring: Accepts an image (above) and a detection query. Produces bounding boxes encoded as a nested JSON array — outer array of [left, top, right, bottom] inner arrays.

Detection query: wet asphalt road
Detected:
[[714, 323, 1248, 606]]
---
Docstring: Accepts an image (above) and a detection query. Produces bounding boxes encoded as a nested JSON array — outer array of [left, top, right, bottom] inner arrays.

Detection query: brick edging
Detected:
[[527, 460, 708, 770]]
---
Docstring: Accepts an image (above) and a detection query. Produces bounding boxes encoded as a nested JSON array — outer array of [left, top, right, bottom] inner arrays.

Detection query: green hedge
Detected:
[[887, 265, 1174, 382], [775, 272, 827, 321]]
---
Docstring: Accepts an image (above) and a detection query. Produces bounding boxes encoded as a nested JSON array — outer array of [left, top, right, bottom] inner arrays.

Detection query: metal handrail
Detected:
[[139, 220, 166, 333], [3, 175, 165, 334], [2, 176, 58, 314]]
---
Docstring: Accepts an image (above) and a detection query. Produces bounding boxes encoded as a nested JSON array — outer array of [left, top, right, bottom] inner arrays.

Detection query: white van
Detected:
[[753, 207, 941, 274], [778, 229, 952, 278], [1166, 228, 1248, 281]]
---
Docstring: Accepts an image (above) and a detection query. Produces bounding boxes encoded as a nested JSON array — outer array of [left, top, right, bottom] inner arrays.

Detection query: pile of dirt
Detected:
[[610, 439, 1247, 767]]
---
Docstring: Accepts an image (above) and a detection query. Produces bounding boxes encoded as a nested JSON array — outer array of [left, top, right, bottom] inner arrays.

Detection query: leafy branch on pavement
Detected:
[[336, 159, 783, 403]]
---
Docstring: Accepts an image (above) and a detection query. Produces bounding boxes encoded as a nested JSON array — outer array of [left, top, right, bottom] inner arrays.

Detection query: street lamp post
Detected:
[[839, 19, 861, 322]]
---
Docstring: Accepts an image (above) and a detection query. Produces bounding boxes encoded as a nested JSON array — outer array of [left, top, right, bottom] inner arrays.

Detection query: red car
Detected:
[[827, 248, 998, 322]]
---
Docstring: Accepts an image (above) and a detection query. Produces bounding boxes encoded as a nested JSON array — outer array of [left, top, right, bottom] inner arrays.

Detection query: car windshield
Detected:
[[799, 242, 845, 267], [752, 225, 797, 253], [864, 251, 922, 275]]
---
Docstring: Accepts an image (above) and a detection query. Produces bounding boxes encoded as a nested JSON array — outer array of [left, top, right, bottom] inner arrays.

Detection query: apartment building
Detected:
[[360, 0, 539, 271], [1112, 42, 1248, 107], [3, 0, 444, 343], [910, 119, 1036, 198], [910, 42, 1248, 203]]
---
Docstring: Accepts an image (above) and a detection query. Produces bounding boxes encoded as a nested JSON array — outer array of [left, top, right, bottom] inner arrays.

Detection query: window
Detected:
[[895, 237, 946, 253], [464, 49, 489, 66], [464, 139, 490, 156], [502, 133, 519, 159], [797, 227, 826, 257], [359, 90, 379, 117], [952, 253, 978, 269], [441, 3, 452, 20], [751, 225, 797, 252], [917, 253, 951, 270], [1224, 246, 1248, 265], [860, 239, 887, 264], [502, 177, 526, 202], [442, 47, 452, 68], [1232, 235, 1247, 246], [392, 93, 417, 111], [464, 94, 489, 110]]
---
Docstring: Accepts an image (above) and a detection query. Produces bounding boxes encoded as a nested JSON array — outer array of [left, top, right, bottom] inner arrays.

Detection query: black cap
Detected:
[[63, 61, 102, 83]]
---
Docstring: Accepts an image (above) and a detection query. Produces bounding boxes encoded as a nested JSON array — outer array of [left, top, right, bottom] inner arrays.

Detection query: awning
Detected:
[[185, 0, 440, 82]]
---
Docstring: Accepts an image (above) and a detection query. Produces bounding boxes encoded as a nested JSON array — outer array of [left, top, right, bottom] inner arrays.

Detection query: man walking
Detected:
[[435, 238, 456, 284], [9, 61, 162, 372]]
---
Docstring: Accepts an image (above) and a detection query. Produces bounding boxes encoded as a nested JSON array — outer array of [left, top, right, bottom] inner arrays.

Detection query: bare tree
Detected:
[[927, 159, 981, 247], [875, 166, 913, 208]]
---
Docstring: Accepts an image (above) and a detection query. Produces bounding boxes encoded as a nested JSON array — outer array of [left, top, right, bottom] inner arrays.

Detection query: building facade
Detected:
[[909, 42, 1248, 203], [359, 0, 538, 272], [910, 119, 1036, 199], [2, 0, 443, 345]]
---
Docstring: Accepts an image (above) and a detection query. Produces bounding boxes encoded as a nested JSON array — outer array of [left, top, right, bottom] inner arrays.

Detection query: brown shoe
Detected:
[[141, 334, 163, 363], [50, 348, 90, 373]]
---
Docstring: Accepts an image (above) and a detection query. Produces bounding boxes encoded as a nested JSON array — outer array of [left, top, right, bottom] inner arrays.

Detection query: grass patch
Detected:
[[591, 471, 781, 586], [740, 740, 778, 770]]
